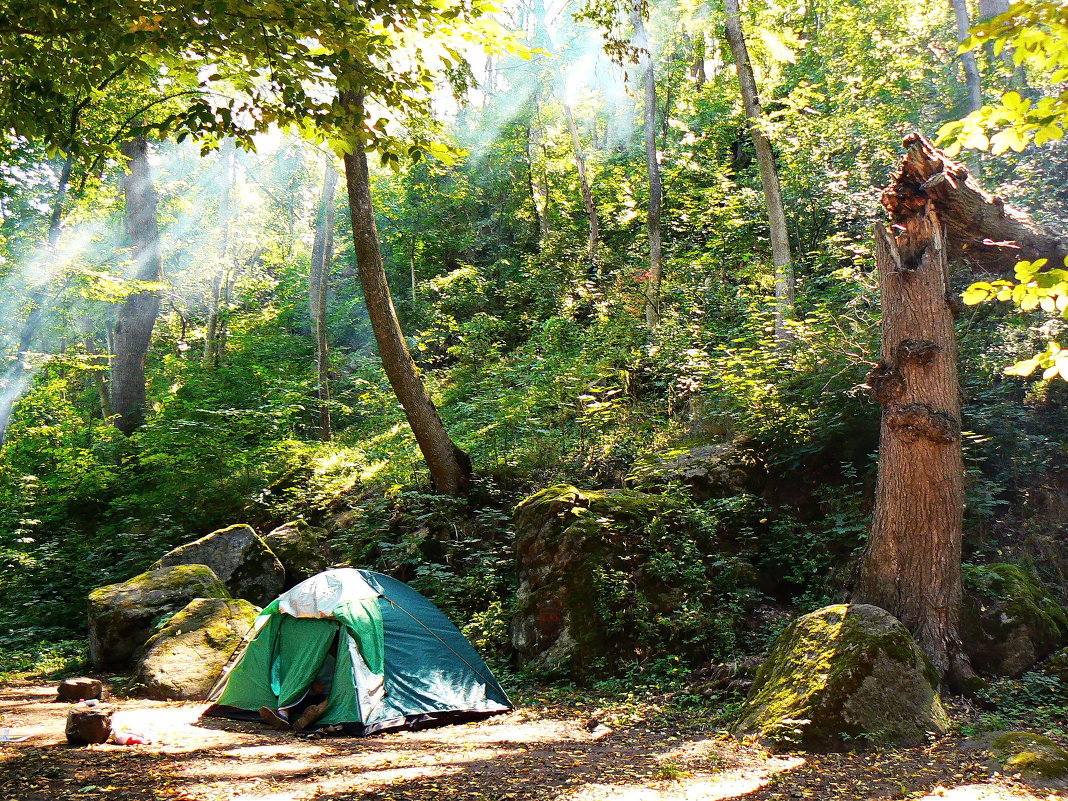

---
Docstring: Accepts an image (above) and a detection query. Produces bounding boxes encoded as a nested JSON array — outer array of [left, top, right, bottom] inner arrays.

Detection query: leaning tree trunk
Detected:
[[340, 94, 472, 496], [855, 208, 971, 686], [724, 0, 794, 342], [310, 159, 337, 442], [110, 137, 163, 436], [950, 0, 984, 114], [632, 4, 664, 328]]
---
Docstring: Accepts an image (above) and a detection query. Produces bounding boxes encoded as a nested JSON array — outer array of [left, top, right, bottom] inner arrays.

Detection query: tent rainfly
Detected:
[[203, 568, 512, 735]]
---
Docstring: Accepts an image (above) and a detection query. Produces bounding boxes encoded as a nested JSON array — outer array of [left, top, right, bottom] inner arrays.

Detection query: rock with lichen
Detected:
[[732, 603, 950, 750], [511, 483, 758, 677], [88, 565, 230, 670], [132, 598, 259, 701], [967, 731, 1068, 788], [154, 524, 285, 606], [626, 439, 761, 500], [961, 563, 1068, 677], [263, 520, 330, 589]]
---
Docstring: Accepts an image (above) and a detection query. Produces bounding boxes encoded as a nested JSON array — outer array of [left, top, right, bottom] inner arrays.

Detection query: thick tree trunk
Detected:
[[885, 133, 1068, 273], [632, 5, 664, 328], [950, 0, 984, 114], [0, 155, 72, 446], [724, 0, 794, 341], [110, 137, 163, 436], [341, 96, 472, 496], [310, 160, 337, 442], [855, 209, 971, 686]]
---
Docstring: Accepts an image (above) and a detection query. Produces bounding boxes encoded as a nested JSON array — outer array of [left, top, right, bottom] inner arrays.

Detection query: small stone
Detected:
[[57, 677, 103, 702], [65, 703, 115, 745]]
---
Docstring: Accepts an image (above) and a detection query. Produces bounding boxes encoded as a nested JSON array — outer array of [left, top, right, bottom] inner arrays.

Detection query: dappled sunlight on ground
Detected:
[[0, 683, 1061, 801]]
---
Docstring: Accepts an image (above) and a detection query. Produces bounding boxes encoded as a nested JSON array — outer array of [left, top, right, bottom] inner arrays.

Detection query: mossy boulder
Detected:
[[969, 731, 1068, 788], [627, 439, 761, 500], [263, 520, 329, 589], [1040, 646, 1068, 682], [961, 563, 1068, 677], [511, 484, 756, 676], [132, 598, 259, 701], [88, 565, 230, 670], [732, 604, 949, 750], [154, 524, 285, 606]]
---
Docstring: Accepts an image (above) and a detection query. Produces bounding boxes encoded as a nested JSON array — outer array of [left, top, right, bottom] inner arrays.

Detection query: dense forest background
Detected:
[[2, 0, 1067, 701]]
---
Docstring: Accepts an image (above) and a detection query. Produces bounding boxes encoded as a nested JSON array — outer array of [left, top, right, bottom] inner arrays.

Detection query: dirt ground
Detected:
[[0, 683, 1060, 801]]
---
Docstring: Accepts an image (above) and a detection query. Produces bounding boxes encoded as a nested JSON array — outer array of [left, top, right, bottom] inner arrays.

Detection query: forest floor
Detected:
[[0, 682, 1060, 801]]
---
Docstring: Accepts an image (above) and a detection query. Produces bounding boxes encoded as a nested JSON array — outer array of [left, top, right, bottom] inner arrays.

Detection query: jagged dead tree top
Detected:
[[881, 133, 1068, 274]]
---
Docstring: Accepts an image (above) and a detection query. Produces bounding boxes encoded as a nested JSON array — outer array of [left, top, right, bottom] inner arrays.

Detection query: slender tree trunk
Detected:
[[533, 0, 595, 268], [563, 100, 600, 274], [310, 159, 337, 442], [979, 0, 1027, 87], [0, 155, 73, 446], [527, 121, 551, 240], [204, 139, 234, 364], [724, 0, 794, 342], [340, 93, 472, 496], [951, 0, 984, 114], [855, 209, 971, 687], [110, 137, 163, 435], [80, 318, 112, 420], [632, 5, 664, 328]]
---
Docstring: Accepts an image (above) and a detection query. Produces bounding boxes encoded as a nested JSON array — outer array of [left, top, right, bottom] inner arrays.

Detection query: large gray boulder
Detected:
[[132, 598, 259, 701], [263, 520, 329, 589], [732, 604, 950, 749], [88, 565, 230, 670], [627, 439, 760, 500], [154, 524, 285, 606]]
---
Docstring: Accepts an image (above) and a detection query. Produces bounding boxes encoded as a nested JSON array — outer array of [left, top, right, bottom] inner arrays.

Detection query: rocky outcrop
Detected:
[[132, 598, 259, 701], [962, 563, 1068, 677], [154, 524, 285, 606], [733, 604, 949, 749], [511, 484, 757, 676], [627, 439, 760, 500], [263, 520, 329, 589], [88, 564, 230, 670]]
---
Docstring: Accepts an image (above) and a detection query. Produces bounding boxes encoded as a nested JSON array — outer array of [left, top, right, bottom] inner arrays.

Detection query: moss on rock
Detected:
[[263, 520, 330, 589], [732, 604, 949, 750], [154, 524, 285, 606], [962, 563, 1068, 677], [512, 484, 756, 677], [132, 598, 259, 701], [977, 731, 1068, 786], [88, 565, 230, 671]]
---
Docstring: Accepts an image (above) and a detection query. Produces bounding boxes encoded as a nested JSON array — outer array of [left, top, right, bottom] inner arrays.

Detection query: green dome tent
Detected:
[[203, 568, 511, 735]]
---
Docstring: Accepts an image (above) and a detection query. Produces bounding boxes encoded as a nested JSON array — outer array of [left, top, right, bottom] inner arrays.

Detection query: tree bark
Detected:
[[563, 100, 600, 274], [884, 133, 1068, 273], [855, 209, 971, 686], [632, 4, 664, 328], [724, 0, 794, 342], [310, 159, 337, 442], [950, 0, 984, 114], [110, 137, 163, 436], [340, 95, 472, 496]]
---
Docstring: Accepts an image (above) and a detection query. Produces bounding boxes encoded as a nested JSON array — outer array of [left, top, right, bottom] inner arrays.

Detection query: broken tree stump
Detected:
[[57, 677, 103, 702], [65, 702, 115, 745]]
